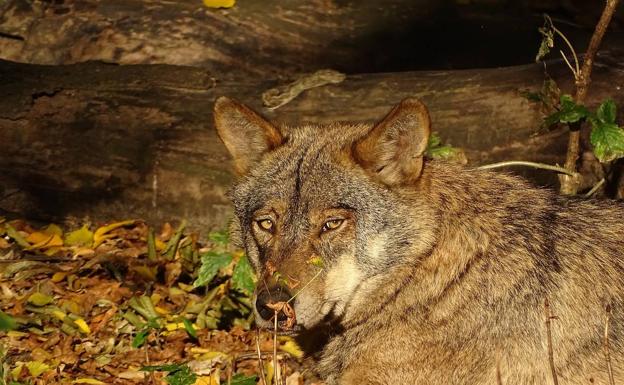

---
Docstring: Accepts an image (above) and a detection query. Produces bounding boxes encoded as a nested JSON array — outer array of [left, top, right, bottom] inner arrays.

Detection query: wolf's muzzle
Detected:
[[255, 286, 292, 321]]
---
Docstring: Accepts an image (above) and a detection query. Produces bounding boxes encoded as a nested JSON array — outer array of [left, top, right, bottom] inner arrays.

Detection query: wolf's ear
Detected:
[[214, 97, 284, 175], [354, 98, 431, 185]]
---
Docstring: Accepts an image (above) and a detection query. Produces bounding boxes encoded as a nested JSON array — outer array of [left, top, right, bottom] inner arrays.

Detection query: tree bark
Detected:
[[1, 54, 623, 229]]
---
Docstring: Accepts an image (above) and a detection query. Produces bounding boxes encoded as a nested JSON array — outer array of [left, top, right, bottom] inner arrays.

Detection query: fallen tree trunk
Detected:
[[1, 55, 623, 229]]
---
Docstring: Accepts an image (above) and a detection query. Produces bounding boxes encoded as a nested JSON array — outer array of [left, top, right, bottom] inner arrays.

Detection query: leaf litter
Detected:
[[0, 217, 318, 385]]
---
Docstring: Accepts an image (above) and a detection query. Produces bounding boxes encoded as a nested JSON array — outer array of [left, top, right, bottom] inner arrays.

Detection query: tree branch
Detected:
[[560, 0, 621, 195]]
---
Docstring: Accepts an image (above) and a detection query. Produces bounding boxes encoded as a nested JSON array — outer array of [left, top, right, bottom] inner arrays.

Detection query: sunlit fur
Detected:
[[215, 97, 624, 385]]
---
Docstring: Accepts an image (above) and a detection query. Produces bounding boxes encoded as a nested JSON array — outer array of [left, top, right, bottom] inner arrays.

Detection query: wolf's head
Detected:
[[214, 98, 438, 330]]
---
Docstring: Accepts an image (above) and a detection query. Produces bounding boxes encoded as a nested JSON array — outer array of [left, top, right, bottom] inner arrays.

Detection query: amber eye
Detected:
[[322, 219, 344, 233], [256, 218, 274, 232]]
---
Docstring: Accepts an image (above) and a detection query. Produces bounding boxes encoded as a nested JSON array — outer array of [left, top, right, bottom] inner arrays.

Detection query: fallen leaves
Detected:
[[0, 217, 315, 384]]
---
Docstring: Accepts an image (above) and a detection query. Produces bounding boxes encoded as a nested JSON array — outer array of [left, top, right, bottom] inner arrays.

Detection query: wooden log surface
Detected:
[[1, 54, 623, 230], [1, 0, 617, 76]]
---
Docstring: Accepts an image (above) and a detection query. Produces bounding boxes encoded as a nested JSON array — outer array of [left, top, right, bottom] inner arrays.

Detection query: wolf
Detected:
[[213, 96, 624, 385]]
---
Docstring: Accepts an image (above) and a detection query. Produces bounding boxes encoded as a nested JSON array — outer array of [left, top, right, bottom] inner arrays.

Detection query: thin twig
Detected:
[[552, 25, 580, 76], [287, 268, 323, 304], [604, 305, 616, 385], [255, 330, 268, 385], [560, 0, 621, 195], [559, 50, 577, 78], [584, 178, 605, 197], [477, 161, 578, 177], [273, 312, 282, 385], [544, 298, 559, 385]]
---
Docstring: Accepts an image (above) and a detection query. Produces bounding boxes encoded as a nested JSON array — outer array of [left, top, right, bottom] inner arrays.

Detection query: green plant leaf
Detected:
[[164, 220, 186, 260], [193, 251, 233, 288], [0, 310, 17, 331], [590, 121, 624, 162], [132, 329, 149, 348], [544, 94, 590, 127], [231, 255, 255, 294], [231, 373, 258, 385], [208, 230, 229, 246], [597, 99, 617, 124], [141, 364, 197, 385], [182, 319, 197, 339]]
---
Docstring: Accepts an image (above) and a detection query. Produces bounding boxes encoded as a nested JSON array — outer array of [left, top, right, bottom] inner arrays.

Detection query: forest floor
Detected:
[[0, 217, 320, 385]]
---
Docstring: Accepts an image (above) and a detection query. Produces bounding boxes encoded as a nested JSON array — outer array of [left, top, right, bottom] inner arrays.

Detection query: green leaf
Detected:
[[193, 251, 233, 288], [231, 255, 255, 294], [164, 366, 196, 385], [164, 220, 186, 260], [208, 230, 229, 246], [590, 121, 624, 162], [182, 319, 197, 339], [128, 295, 160, 321], [141, 364, 186, 372], [5, 224, 30, 248], [147, 228, 157, 261], [597, 99, 617, 124], [544, 94, 590, 127], [231, 373, 258, 385], [0, 310, 17, 331], [132, 329, 149, 348]]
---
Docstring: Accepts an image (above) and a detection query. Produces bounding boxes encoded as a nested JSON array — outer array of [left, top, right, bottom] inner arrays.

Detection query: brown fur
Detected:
[[214, 96, 624, 385]]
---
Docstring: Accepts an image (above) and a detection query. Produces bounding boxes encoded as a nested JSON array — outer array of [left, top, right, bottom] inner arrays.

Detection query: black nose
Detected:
[[255, 287, 292, 321]]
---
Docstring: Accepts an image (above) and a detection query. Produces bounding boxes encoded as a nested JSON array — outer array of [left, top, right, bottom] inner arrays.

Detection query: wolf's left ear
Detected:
[[354, 98, 431, 185], [214, 97, 284, 175]]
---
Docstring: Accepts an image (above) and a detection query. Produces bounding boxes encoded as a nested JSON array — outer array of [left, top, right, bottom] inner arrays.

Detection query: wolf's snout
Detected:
[[255, 287, 291, 321]]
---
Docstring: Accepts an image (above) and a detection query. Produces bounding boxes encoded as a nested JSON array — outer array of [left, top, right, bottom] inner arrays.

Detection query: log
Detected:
[[1, 55, 623, 229], [0, 0, 612, 76]]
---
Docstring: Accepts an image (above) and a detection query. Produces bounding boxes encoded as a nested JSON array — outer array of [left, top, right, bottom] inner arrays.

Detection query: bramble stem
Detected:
[[560, 0, 620, 195], [477, 161, 578, 177]]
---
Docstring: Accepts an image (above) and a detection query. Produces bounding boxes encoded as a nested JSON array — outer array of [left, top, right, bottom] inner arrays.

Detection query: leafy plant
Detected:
[[141, 364, 197, 385], [542, 96, 624, 163]]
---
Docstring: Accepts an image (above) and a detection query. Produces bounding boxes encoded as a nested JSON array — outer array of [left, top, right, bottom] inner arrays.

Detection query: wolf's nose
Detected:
[[255, 287, 292, 321]]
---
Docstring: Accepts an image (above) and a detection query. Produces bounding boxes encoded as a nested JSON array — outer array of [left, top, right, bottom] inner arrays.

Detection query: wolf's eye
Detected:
[[257, 219, 274, 232], [322, 219, 344, 233]]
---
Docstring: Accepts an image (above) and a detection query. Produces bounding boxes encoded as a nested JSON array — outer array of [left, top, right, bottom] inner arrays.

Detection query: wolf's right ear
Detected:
[[354, 98, 431, 186], [214, 97, 284, 175]]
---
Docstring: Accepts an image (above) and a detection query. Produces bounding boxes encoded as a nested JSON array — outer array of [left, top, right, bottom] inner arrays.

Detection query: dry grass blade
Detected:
[[604, 305, 616, 385], [273, 311, 282, 385], [256, 330, 268, 385], [544, 298, 559, 385]]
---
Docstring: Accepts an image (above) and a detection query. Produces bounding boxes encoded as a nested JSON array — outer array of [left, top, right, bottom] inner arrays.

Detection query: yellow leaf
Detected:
[[7, 331, 28, 338], [11, 363, 23, 381], [165, 323, 180, 331], [42, 224, 63, 237], [51, 309, 67, 321], [264, 361, 274, 385], [155, 238, 167, 251], [52, 272, 69, 283], [28, 292, 54, 306], [25, 361, 51, 377], [65, 225, 94, 247], [93, 220, 135, 248], [279, 337, 304, 358], [73, 318, 91, 334], [203, 0, 235, 8], [193, 376, 212, 385], [25, 232, 63, 250], [154, 306, 169, 315], [73, 378, 106, 384]]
